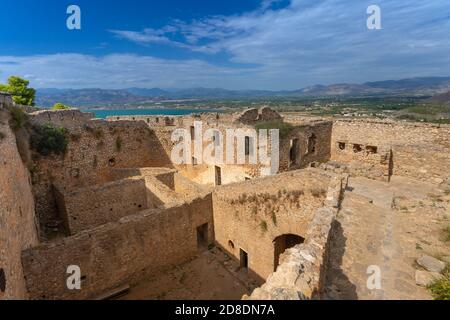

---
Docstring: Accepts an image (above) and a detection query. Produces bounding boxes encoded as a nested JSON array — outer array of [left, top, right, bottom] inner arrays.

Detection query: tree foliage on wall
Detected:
[[255, 120, 294, 139], [51, 103, 72, 110], [31, 124, 68, 156], [0, 76, 36, 106], [9, 107, 30, 131]]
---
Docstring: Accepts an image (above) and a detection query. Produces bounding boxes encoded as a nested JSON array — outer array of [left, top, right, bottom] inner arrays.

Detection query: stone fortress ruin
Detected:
[[0, 91, 449, 300]]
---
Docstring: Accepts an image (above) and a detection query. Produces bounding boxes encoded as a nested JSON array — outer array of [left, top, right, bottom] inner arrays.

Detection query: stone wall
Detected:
[[0, 92, 13, 105], [234, 107, 282, 125], [21, 194, 214, 300], [174, 173, 209, 199], [111, 167, 176, 190], [150, 120, 264, 186], [331, 119, 450, 182], [29, 111, 173, 239], [332, 119, 450, 147], [107, 114, 182, 127], [330, 141, 392, 181], [30, 109, 95, 131], [107, 109, 331, 187], [279, 121, 332, 172], [392, 145, 449, 184], [284, 114, 449, 182], [55, 177, 149, 235], [142, 174, 181, 206], [109, 167, 182, 204], [149, 116, 332, 187], [0, 105, 39, 300], [212, 169, 331, 280], [245, 174, 346, 300], [107, 112, 234, 128]]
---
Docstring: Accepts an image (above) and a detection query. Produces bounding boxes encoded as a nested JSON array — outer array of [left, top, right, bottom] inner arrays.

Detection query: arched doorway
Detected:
[[273, 234, 305, 271]]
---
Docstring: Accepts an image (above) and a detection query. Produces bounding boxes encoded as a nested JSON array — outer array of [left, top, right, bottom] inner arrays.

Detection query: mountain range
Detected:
[[35, 76, 450, 108]]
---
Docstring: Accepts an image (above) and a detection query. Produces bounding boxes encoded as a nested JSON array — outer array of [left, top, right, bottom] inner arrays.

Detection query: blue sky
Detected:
[[0, 0, 449, 90]]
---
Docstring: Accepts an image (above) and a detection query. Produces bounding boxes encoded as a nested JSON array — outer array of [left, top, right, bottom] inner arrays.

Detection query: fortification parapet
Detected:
[[29, 109, 95, 131], [0, 91, 13, 107]]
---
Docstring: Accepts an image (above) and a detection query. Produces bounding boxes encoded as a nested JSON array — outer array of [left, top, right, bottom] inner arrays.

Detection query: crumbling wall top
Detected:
[[244, 173, 347, 300], [233, 107, 282, 125], [29, 109, 95, 130], [0, 91, 13, 107]]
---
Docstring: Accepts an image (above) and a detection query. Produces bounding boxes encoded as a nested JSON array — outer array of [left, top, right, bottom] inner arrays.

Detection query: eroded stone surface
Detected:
[[1, 94, 449, 300], [415, 270, 444, 287], [417, 256, 446, 273]]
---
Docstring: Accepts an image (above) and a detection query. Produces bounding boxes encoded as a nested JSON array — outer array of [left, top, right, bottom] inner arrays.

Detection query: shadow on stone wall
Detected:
[[321, 220, 357, 300]]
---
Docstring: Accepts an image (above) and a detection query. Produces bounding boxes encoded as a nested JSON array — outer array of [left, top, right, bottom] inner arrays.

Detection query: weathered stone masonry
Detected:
[[0, 94, 39, 299], [21, 194, 214, 300], [212, 169, 331, 281], [29, 111, 173, 240], [245, 174, 347, 300], [2, 96, 449, 300], [331, 119, 449, 183], [55, 177, 149, 235]]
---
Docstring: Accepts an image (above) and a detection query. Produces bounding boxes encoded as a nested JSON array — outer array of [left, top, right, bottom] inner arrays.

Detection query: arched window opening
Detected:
[[273, 234, 305, 271]]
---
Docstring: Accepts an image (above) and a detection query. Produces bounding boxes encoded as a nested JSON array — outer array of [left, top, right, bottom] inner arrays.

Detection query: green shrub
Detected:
[[271, 212, 277, 226], [9, 107, 29, 130], [255, 121, 294, 139], [51, 103, 71, 110], [260, 220, 268, 232], [31, 124, 68, 156], [444, 226, 450, 242], [0, 76, 36, 106], [428, 265, 450, 300]]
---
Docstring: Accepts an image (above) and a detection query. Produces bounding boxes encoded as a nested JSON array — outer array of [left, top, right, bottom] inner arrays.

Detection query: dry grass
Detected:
[[311, 188, 327, 198], [444, 226, 450, 243], [271, 212, 277, 226], [115, 136, 122, 152], [260, 220, 268, 232], [428, 265, 450, 300], [9, 107, 29, 131], [254, 121, 294, 139]]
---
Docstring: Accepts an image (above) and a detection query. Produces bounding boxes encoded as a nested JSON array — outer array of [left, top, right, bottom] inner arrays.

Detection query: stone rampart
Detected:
[[0, 104, 39, 300], [212, 169, 332, 280], [21, 194, 214, 300], [245, 174, 346, 300]]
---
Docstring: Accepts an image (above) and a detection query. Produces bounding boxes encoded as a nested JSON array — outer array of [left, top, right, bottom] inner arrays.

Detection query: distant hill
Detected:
[[125, 87, 168, 97], [36, 88, 149, 107], [365, 76, 450, 95], [35, 76, 450, 108], [428, 91, 450, 105], [290, 84, 384, 96]]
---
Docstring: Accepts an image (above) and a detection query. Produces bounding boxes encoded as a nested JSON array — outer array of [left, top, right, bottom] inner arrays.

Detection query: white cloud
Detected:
[[107, 0, 450, 88], [2, 0, 450, 89], [0, 53, 260, 89]]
